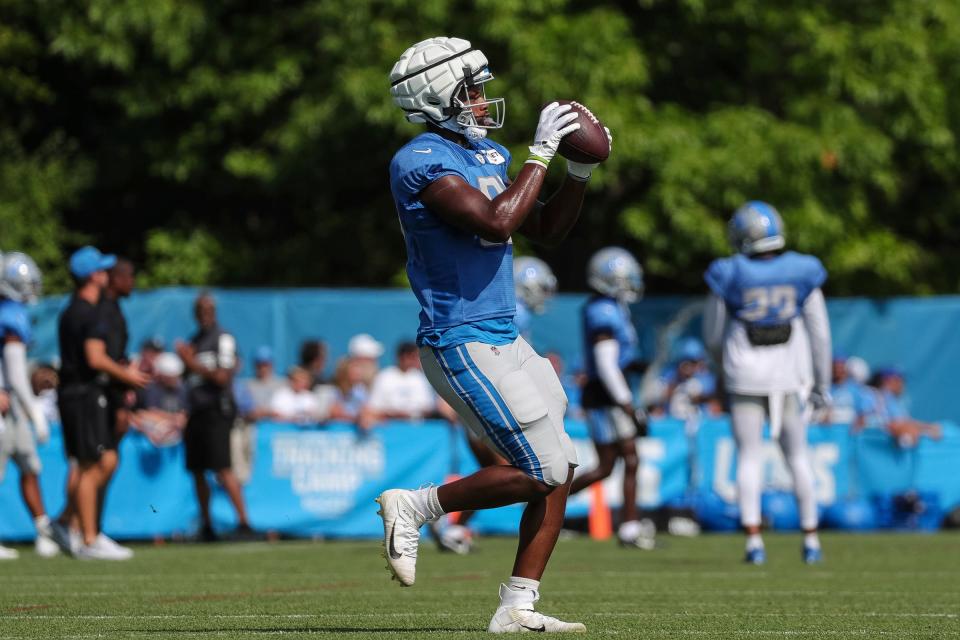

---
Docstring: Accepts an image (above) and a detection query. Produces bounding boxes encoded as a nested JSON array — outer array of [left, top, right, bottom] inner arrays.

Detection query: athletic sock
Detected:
[[501, 576, 540, 607], [746, 533, 764, 551], [804, 532, 821, 550], [411, 486, 445, 522], [34, 515, 52, 537]]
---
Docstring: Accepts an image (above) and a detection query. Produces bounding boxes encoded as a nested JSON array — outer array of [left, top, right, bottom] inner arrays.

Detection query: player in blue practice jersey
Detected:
[[379, 36, 610, 633], [569, 247, 655, 550], [702, 202, 832, 565], [0, 252, 58, 558]]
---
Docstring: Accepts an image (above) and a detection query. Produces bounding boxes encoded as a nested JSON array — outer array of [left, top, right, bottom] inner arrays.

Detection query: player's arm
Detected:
[[421, 103, 580, 243], [592, 333, 643, 429], [702, 293, 727, 366], [801, 288, 832, 410], [176, 335, 236, 388], [2, 335, 49, 442], [520, 127, 612, 247], [85, 338, 149, 389]]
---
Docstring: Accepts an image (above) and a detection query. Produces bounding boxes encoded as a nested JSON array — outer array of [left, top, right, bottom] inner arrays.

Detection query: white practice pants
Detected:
[[730, 393, 818, 531]]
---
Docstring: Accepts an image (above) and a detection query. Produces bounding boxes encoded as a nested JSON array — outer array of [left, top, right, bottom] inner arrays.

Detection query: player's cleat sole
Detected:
[[489, 605, 587, 633], [375, 489, 427, 587], [803, 546, 822, 564], [744, 548, 766, 565]]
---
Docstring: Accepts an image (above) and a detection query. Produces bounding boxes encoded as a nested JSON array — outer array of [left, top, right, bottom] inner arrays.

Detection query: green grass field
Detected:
[[1, 533, 958, 639]]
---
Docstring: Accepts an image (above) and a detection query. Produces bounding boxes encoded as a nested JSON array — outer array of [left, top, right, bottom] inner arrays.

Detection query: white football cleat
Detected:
[[488, 585, 586, 633], [0, 543, 19, 560], [75, 535, 132, 561], [618, 518, 656, 550], [375, 489, 428, 586], [96, 533, 134, 560], [34, 532, 60, 558]]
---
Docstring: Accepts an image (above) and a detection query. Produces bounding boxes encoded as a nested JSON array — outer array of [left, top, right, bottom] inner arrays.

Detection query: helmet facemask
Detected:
[[440, 67, 505, 141]]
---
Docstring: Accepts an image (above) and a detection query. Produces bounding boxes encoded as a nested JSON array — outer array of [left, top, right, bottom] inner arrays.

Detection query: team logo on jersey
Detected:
[[475, 150, 506, 165]]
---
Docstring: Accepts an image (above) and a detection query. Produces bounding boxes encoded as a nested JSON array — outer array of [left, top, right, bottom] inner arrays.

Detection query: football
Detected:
[[555, 100, 610, 164]]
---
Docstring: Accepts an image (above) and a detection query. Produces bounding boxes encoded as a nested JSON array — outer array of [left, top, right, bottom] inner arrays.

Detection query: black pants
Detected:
[[184, 407, 233, 472]]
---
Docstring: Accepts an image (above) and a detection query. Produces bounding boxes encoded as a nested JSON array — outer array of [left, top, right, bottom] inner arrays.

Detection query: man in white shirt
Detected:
[[359, 342, 438, 430], [270, 367, 323, 425]]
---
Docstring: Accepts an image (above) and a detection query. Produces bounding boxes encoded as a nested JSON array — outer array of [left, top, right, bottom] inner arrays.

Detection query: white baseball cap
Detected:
[[348, 333, 384, 359], [156, 352, 185, 377]]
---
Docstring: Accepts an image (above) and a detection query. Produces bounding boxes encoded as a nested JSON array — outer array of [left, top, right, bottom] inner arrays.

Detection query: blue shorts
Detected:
[[586, 407, 636, 445]]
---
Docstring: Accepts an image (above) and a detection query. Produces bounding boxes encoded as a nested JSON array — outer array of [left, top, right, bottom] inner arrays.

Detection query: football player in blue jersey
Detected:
[[569, 247, 655, 550], [378, 36, 610, 633], [0, 252, 59, 558], [513, 256, 558, 342], [702, 202, 832, 565]]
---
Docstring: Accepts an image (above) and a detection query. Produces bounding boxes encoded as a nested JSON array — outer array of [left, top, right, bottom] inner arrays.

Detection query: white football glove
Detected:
[[567, 126, 613, 180], [526, 102, 580, 169]]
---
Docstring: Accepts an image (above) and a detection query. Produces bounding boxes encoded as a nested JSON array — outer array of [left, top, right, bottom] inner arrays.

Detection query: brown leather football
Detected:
[[556, 100, 610, 164]]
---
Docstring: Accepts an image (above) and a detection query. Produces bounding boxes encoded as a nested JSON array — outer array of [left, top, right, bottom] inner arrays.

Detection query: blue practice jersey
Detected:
[[514, 299, 532, 341], [582, 295, 640, 380], [390, 132, 518, 348], [704, 251, 826, 325], [0, 298, 31, 344]]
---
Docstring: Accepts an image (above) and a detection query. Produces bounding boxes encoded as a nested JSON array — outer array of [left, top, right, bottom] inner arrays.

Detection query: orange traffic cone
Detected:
[[588, 481, 613, 540]]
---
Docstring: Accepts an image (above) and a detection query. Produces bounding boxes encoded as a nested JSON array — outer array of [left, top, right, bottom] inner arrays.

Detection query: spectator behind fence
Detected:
[[359, 341, 437, 430], [660, 338, 721, 420], [132, 336, 164, 377], [270, 366, 324, 425], [31, 364, 60, 426], [133, 353, 188, 446], [827, 354, 874, 428], [243, 345, 283, 420], [870, 367, 942, 447], [329, 334, 383, 423], [300, 339, 329, 387]]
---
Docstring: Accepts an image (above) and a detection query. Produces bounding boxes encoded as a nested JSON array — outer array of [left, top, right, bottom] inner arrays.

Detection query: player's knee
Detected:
[[622, 452, 639, 474]]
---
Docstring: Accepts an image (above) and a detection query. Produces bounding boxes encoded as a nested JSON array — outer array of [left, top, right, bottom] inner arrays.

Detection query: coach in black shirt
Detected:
[[57, 246, 148, 559], [176, 292, 252, 540]]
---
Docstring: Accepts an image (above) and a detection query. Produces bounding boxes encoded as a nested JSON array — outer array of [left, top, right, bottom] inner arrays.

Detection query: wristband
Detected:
[[525, 154, 550, 169]]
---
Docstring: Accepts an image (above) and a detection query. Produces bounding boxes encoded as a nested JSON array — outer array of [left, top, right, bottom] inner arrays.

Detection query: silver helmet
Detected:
[[728, 201, 786, 255], [587, 247, 643, 303], [0, 252, 42, 303], [514, 256, 557, 313]]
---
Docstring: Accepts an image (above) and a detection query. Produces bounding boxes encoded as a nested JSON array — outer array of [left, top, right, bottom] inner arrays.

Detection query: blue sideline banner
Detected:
[[2, 420, 958, 541]]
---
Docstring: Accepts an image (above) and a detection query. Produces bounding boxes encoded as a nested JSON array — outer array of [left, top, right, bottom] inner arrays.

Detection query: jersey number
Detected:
[[740, 285, 797, 322], [477, 175, 511, 247]]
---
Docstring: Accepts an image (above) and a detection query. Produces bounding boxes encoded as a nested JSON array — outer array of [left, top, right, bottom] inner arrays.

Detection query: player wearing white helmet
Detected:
[[0, 252, 59, 558], [513, 256, 558, 340], [703, 201, 832, 565], [570, 247, 655, 550], [380, 36, 612, 632]]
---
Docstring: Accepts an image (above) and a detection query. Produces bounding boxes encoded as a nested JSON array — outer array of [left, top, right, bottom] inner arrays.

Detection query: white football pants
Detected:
[[730, 393, 818, 531]]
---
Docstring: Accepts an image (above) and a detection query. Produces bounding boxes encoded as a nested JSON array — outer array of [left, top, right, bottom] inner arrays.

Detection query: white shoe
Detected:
[[96, 533, 134, 559], [375, 489, 428, 587], [75, 535, 132, 561], [35, 533, 60, 558], [0, 544, 19, 560], [488, 585, 586, 633], [618, 518, 656, 550]]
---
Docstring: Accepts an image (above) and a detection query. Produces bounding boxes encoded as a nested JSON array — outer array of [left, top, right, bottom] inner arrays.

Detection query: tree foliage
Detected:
[[1, 0, 959, 295]]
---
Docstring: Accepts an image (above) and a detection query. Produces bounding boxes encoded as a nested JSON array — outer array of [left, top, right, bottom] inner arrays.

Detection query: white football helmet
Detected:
[[390, 37, 504, 141], [0, 252, 42, 304], [587, 247, 644, 303], [728, 201, 786, 255], [514, 256, 557, 313]]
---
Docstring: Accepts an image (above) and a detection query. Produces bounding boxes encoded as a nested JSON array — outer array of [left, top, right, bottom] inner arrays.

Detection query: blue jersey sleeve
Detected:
[[804, 255, 827, 291], [584, 298, 622, 337], [0, 301, 31, 344], [704, 258, 733, 299], [390, 140, 468, 203]]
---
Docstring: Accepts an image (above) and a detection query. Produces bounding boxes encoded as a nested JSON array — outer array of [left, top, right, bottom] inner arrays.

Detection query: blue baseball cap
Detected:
[[69, 246, 116, 279], [674, 337, 706, 362], [253, 345, 274, 364]]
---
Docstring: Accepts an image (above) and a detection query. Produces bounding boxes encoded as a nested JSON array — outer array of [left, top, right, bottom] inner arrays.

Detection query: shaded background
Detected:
[[3, 0, 960, 295]]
